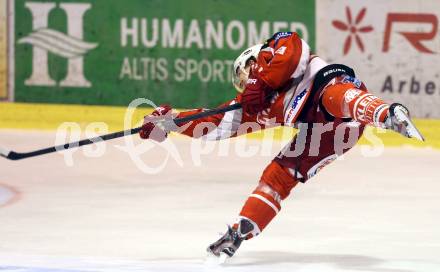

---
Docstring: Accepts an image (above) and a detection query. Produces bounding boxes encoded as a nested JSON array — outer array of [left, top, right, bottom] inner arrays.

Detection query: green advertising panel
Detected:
[[14, 0, 315, 108]]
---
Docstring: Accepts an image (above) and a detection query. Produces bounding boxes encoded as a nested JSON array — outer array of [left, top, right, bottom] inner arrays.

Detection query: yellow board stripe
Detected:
[[0, 102, 439, 149]]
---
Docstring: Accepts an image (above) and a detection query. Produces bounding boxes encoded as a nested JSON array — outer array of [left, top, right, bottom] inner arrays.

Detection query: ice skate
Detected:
[[384, 103, 425, 141], [207, 225, 244, 260], [206, 217, 259, 262]]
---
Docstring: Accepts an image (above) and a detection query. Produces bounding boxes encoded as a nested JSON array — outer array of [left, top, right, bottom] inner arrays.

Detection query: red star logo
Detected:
[[332, 7, 374, 55]]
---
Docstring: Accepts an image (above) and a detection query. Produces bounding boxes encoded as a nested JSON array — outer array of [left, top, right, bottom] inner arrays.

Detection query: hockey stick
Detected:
[[0, 103, 242, 161]]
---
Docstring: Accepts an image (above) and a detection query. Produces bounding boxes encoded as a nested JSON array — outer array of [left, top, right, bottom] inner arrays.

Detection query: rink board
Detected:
[[0, 0, 6, 100], [317, 0, 440, 118], [10, 0, 315, 108]]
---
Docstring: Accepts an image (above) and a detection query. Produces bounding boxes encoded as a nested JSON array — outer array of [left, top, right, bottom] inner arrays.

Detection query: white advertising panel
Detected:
[[317, 0, 440, 118]]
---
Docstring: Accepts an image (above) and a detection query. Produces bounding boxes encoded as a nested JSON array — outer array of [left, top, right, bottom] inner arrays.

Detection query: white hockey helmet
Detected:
[[232, 44, 263, 93]]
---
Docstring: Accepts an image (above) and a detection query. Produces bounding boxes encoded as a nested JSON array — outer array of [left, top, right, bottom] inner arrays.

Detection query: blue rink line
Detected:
[[0, 267, 93, 272]]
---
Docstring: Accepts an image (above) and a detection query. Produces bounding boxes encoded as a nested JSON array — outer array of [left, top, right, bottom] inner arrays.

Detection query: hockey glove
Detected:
[[241, 67, 274, 115], [139, 105, 172, 142]]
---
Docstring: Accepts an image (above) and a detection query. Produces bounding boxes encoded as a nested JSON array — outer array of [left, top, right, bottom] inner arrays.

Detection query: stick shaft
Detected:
[[2, 103, 242, 160]]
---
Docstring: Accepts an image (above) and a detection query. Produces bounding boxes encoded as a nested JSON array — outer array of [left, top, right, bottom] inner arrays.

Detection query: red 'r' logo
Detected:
[[383, 13, 438, 54]]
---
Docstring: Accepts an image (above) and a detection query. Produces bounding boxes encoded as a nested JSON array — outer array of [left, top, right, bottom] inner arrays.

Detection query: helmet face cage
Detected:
[[232, 44, 262, 93], [232, 60, 252, 93]]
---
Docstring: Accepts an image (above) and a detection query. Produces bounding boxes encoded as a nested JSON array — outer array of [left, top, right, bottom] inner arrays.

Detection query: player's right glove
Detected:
[[241, 66, 275, 115], [139, 105, 172, 142]]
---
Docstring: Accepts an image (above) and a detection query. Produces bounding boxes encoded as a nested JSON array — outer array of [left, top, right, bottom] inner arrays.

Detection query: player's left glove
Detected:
[[241, 66, 275, 115], [139, 105, 172, 142]]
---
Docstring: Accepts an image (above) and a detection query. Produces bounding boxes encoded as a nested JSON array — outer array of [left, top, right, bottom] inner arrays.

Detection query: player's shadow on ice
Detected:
[[229, 251, 415, 272]]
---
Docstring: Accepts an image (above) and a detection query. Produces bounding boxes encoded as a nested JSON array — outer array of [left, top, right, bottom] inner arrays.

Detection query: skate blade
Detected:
[[394, 109, 425, 141], [205, 252, 229, 265]]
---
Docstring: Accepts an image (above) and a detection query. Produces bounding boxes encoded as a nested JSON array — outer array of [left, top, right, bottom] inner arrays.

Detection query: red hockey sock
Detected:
[[238, 188, 281, 238], [322, 82, 389, 127], [236, 162, 299, 239]]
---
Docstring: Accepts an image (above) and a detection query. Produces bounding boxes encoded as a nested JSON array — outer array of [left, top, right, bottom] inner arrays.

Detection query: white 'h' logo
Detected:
[[19, 2, 98, 87]]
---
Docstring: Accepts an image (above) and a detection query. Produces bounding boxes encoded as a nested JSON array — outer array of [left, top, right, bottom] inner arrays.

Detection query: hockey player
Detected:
[[139, 32, 424, 259]]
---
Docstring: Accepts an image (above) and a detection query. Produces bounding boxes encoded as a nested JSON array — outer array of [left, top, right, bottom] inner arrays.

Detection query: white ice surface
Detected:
[[0, 130, 439, 272]]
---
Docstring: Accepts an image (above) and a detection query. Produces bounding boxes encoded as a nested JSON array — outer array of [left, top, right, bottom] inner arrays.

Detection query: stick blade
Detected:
[[0, 148, 23, 161], [6, 151, 23, 160]]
